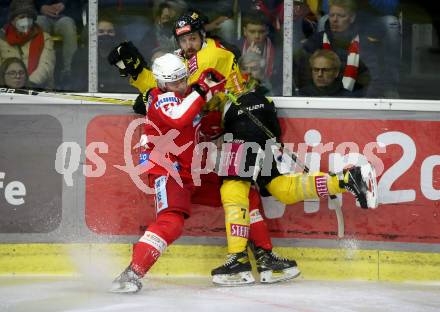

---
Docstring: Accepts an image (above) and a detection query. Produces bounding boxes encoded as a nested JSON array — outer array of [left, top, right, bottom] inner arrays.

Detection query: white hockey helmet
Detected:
[[152, 53, 188, 89]]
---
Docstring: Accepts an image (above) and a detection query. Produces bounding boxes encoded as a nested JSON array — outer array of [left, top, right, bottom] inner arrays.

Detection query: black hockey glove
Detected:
[[108, 41, 145, 80], [133, 93, 147, 115], [190, 83, 208, 97]]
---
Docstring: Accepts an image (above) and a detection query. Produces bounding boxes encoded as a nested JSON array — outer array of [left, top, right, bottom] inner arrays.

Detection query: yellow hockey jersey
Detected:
[[130, 38, 244, 98]]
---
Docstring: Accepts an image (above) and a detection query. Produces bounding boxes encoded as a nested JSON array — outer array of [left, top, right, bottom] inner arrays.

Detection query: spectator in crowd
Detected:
[[319, 0, 399, 23], [240, 13, 274, 76], [187, 0, 236, 43], [0, 56, 30, 88], [239, 0, 320, 43], [239, 51, 273, 94], [0, 0, 11, 29], [239, 12, 282, 94], [239, 0, 283, 39], [138, 0, 186, 62], [358, 0, 401, 97], [68, 17, 136, 93], [35, 0, 85, 83], [317, 0, 400, 97], [295, 0, 372, 96], [299, 49, 362, 96], [418, 0, 440, 53], [0, 0, 55, 89], [292, 0, 318, 51]]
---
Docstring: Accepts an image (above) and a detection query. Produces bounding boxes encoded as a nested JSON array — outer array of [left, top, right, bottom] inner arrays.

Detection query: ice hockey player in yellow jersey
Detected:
[[108, 11, 243, 109]]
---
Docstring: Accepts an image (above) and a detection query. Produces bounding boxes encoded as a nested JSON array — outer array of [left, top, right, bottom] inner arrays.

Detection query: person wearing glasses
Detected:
[[0, 57, 30, 89], [0, 0, 55, 89], [299, 49, 362, 97]]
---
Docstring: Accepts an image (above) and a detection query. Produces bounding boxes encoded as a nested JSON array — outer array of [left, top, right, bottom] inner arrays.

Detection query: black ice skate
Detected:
[[339, 163, 378, 209], [211, 251, 255, 286], [109, 265, 143, 293], [251, 244, 301, 283]]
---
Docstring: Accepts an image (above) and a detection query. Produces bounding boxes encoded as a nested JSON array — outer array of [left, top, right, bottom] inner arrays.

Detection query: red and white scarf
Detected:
[[5, 23, 45, 75], [322, 32, 359, 91]]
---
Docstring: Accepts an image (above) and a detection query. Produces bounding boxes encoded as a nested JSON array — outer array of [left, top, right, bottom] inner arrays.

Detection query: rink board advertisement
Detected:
[[84, 115, 440, 243], [1, 102, 439, 280], [0, 115, 62, 233]]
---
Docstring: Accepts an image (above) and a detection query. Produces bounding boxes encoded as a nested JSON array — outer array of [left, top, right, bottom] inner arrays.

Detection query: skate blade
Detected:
[[260, 267, 301, 284], [109, 282, 141, 294], [212, 271, 255, 286], [360, 163, 378, 209]]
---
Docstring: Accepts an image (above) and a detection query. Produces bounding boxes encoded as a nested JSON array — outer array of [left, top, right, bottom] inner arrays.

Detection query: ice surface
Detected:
[[1, 276, 439, 312]]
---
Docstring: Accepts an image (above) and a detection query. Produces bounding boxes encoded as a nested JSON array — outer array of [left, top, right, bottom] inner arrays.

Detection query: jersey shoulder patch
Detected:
[[155, 92, 181, 112]]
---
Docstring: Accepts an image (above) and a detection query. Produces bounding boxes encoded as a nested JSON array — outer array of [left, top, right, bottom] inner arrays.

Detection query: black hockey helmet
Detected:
[[173, 11, 206, 39]]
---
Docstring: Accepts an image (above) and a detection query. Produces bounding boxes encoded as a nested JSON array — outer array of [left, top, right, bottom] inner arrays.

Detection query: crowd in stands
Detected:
[[0, 0, 438, 98], [0, 0, 55, 89]]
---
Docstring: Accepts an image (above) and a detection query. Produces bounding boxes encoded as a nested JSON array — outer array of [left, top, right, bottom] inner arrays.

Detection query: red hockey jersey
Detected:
[[141, 87, 206, 181]]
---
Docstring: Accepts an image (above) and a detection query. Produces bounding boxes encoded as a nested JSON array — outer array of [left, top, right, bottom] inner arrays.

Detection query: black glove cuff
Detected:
[[191, 84, 207, 97], [107, 48, 121, 66], [128, 59, 145, 80], [133, 93, 147, 115]]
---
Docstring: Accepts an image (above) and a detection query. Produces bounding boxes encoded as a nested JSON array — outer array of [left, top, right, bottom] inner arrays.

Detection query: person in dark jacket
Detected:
[[35, 0, 85, 77], [295, 0, 375, 96], [299, 49, 362, 97], [68, 17, 136, 93]]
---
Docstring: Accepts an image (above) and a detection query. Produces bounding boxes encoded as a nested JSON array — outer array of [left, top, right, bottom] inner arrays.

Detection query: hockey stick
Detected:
[[225, 91, 345, 238], [0, 87, 134, 105], [225, 91, 310, 173]]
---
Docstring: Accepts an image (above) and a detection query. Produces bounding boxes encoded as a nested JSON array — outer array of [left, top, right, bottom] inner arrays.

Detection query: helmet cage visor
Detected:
[[154, 66, 187, 83]]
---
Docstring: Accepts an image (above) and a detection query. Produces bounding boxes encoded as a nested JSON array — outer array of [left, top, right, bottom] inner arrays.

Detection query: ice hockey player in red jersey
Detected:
[[110, 53, 225, 293], [107, 12, 301, 288]]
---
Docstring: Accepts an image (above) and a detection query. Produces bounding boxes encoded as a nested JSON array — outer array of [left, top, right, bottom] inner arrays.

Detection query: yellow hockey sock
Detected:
[[266, 173, 346, 205], [220, 179, 251, 254]]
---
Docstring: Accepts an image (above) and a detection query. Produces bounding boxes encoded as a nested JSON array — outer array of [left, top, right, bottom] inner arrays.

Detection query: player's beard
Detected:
[[184, 49, 197, 59]]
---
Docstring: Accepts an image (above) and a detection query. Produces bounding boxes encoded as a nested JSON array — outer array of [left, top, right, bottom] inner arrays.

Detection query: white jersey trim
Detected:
[[139, 231, 168, 254], [157, 91, 200, 120], [250, 209, 264, 224]]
